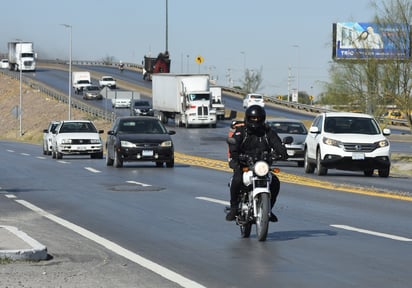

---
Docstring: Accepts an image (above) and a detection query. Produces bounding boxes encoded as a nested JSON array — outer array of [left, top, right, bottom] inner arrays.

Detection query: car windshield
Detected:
[[60, 122, 97, 133], [324, 117, 380, 134], [250, 95, 262, 100], [118, 119, 166, 134], [134, 100, 150, 107], [268, 122, 307, 134], [87, 86, 100, 91]]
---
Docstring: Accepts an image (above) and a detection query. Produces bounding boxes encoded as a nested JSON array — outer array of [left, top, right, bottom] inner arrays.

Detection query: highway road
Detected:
[[2, 65, 411, 287], [1, 140, 411, 287]]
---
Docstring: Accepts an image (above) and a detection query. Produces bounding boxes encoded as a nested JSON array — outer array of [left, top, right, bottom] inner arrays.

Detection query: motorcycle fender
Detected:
[[252, 188, 270, 199]]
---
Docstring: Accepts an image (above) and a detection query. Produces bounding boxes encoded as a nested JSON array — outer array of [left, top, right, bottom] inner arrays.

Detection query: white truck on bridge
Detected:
[[210, 86, 225, 120], [152, 74, 217, 128], [8, 41, 36, 71], [72, 71, 92, 94]]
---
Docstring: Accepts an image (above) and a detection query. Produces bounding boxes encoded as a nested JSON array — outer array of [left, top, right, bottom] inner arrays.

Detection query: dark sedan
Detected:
[[82, 85, 103, 100], [106, 116, 175, 168]]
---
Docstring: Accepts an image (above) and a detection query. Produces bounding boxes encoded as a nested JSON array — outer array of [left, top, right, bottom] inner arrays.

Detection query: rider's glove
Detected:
[[280, 149, 289, 160], [229, 159, 240, 170]]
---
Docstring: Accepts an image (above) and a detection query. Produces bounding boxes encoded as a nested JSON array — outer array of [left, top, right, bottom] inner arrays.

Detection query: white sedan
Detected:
[[0, 59, 9, 69], [51, 120, 104, 159]]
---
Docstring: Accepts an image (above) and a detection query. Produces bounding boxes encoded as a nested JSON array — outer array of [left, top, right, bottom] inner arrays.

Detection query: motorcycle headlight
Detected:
[[254, 161, 269, 176]]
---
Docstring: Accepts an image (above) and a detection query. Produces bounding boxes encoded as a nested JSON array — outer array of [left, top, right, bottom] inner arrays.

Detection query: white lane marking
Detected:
[[21, 153, 30, 156], [14, 199, 206, 288], [196, 196, 229, 206], [85, 167, 101, 173], [6, 149, 14, 153], [5, 194, 17, 199], [331, 224, 412, 242], [57, 160, 70, 164], [126, 180, 152, 187], [37, 156, 47, 159]]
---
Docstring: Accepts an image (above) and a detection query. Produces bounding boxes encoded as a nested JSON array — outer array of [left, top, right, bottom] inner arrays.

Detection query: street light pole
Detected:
[[19, 51, 22, 136], [15, 39, 23, 136], [293, 45, 300, 96], [61, 24, 72, 120]]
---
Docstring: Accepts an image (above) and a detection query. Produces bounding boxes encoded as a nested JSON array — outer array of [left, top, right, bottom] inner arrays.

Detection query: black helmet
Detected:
[[245, 105, 266, 130]]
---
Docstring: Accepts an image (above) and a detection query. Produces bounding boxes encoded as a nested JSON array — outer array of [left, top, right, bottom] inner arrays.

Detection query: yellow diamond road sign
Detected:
[[195, 55, 204, 64]]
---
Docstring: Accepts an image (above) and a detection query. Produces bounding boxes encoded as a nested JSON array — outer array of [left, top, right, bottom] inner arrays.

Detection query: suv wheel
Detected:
[[304, 150, 315, 174], [316, 149, 327, 176], [378, 168, 390, 178], [364, 170, 374, 177]]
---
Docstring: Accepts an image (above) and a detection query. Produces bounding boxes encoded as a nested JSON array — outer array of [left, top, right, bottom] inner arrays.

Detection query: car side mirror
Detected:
[[107, 130, 114, 135], [382, 128, 391, 136], [283, 136, 293, 144], [309, 126, 320, 134]]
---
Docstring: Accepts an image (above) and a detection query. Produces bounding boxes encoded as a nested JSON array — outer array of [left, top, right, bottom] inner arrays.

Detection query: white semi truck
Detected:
[[152, 74, 217, 128], [8, 41, 36, 71]]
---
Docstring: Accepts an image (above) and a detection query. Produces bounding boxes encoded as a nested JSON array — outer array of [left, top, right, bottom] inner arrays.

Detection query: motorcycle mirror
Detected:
[[283, 136, 293, 144], [227, 137, 237, 145]]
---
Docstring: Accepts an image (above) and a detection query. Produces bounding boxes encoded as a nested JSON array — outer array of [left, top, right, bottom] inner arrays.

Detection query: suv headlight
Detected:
[[61, 139, 72, 144], [376, 139, 389, 148], [323, 137, 343, 148], [90, 139, 101, 144]]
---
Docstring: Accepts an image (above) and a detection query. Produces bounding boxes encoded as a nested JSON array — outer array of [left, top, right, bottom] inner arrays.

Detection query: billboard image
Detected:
[[333, 22, 411, 60]]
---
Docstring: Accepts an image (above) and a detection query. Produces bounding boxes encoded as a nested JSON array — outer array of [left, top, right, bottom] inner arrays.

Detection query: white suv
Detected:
[[243, 93, 264, 109], [304, 112, 391, 177]]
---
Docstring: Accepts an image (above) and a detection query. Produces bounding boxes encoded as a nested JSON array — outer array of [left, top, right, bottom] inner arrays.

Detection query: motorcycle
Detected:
[[119, 63, 124, 72], [226, 136, 292, 241]]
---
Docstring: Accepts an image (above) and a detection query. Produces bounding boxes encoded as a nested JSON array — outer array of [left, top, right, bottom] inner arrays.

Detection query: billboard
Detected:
[[333, 22, 411, 60]]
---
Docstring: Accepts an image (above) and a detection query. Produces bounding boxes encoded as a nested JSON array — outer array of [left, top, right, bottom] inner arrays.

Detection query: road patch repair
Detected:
[[0, 225, 48, 261]]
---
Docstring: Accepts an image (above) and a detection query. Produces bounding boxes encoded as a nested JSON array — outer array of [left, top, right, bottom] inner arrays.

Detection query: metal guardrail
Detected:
[[0, 69, 116, 122], [8, 59, 412, 128]]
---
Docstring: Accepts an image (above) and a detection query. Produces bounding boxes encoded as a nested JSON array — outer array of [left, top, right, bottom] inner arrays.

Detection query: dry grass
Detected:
[[0, 73, 112, 145]]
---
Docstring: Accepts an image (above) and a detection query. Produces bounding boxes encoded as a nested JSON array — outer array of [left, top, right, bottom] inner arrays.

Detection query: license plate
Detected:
[[352, 152, 365, 160], [142, 150, 153, 157], [76, 145, 86, 151]]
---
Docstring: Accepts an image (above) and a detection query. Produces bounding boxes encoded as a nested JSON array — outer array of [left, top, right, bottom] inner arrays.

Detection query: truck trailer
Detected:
[[8, 41, 36, 71], [210, 86, 225, 120], [152, 74, 217, 128]]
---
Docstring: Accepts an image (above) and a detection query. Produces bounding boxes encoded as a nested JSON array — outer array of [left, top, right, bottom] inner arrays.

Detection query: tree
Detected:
[[241, 67, 263, 93], [372, 0, 412, 128], [324, 0, 412, 129]]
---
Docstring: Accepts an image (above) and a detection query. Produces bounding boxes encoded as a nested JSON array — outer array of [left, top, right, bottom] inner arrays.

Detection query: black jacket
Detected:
[[229, 124, 287, 167]]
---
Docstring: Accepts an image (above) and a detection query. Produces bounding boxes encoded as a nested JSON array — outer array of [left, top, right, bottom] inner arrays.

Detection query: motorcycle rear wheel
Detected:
[[256, 193, 270, 241]]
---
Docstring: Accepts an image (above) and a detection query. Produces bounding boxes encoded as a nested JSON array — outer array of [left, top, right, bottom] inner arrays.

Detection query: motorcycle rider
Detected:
[[226, 105, 288, 221]]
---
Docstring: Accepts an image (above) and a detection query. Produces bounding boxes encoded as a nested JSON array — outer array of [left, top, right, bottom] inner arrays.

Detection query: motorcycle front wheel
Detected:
[[255, 193, 270, 241], [240, 222, 252, 238]]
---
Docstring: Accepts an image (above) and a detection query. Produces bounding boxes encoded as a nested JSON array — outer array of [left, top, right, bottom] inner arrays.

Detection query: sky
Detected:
[[0, 0, 378, 97]]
